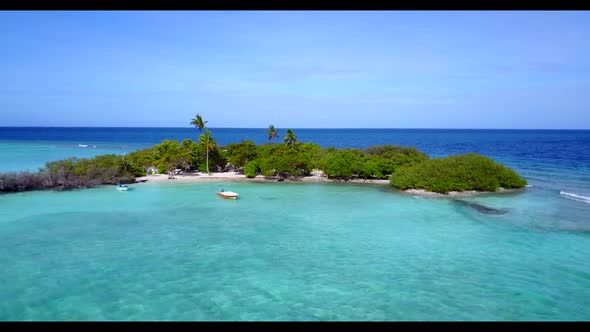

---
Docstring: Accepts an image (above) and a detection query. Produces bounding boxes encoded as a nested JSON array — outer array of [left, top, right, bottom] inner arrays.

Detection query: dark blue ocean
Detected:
[[2, 127, 590, 164]]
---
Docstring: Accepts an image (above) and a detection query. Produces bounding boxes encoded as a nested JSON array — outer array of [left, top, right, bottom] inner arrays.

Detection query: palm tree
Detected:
[[121, 145, 128, 172], [190, 114, 207, 133], [284, 129, 297, 147], [267, 124, 278, 141], [199, 128, 215, 174], [190, 114, 209, 173]]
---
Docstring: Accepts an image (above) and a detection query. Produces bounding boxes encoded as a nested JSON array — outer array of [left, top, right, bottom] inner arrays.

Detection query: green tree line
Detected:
[[0, 115, 527, 193]]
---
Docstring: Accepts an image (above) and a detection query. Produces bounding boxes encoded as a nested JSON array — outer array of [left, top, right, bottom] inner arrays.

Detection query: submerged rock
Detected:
[[453, 199, 508, 215]]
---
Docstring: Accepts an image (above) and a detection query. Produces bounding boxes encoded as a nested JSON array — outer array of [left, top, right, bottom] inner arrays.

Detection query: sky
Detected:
[[0, 11, 589, 129]]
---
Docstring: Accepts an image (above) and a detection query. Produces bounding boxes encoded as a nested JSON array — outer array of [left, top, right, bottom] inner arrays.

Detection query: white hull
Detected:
[[217, 191, 238, 199]]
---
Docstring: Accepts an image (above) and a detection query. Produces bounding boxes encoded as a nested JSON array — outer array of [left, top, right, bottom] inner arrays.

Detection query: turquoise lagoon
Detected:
[[1, 181, 590, 320]]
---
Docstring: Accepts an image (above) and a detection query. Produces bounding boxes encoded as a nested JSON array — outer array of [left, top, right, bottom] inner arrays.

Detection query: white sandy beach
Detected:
[[135, 171, 391, 185]]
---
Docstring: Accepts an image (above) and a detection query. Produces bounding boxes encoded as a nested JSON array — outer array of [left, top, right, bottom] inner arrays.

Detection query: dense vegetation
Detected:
[[128, 138, 226, 175], [0, 115, 527, 194], [390, 153, 527, 193], [0, 154, 138, 192], [321, 145, 428, 180]]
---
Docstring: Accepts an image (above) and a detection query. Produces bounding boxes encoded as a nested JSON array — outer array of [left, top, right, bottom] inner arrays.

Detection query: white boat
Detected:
[[78, 144, 88, 148], [116, 184, 129, 191], [217, 190, 238, 199]]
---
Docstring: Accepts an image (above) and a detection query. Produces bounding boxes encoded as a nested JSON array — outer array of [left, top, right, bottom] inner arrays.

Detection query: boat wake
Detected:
[[560, 191, 590, 204]]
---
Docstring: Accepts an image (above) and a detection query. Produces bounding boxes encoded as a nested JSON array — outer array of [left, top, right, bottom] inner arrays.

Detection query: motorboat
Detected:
[[217, 190, 238, 199], [116, 184, 129, 191]]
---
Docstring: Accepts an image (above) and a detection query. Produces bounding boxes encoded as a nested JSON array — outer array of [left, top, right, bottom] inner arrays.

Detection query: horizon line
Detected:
[[1, 126, 589, 130]]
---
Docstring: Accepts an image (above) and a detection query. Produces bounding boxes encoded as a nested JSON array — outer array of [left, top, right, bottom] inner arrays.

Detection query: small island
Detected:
[[0, 115, 527, 195]]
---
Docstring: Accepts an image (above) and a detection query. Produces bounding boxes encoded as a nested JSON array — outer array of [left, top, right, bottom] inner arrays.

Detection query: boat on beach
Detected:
[[217, 190, 238, 199]]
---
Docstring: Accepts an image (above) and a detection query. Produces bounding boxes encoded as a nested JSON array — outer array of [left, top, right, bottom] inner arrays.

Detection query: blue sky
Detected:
[[0, 11, 589, 128]]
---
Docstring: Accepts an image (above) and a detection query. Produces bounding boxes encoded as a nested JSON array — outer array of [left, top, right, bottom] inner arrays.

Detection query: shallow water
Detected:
[[1, 181, 589, 320]]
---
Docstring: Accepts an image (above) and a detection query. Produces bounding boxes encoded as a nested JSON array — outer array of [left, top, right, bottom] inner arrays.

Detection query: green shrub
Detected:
[[359, 160, 384, 179], [127, 147, 155, 170], [311, 147, 337, 170], [181, 139, 202, 167], [324, 154, 353, 179], [365, 145, 429, 175], [244, 160, 258, 178], [198, 163, 208, 173], [256, 143, 313, 177], [390, 153, 527, 193], [225, 140, 258, 169], [324, 150, 363, 179], [24, 154, 138, 190], [0, 171, 50, 192], [153, 140, 185, 170], [495, 166, 528, 189], [150, 138, 225, 173]]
